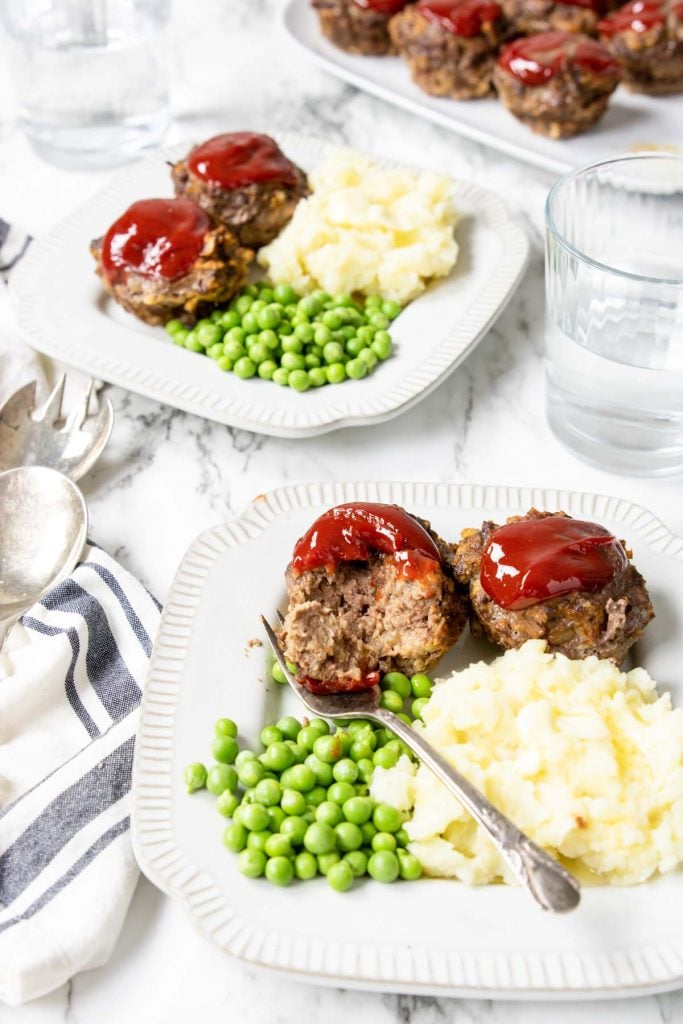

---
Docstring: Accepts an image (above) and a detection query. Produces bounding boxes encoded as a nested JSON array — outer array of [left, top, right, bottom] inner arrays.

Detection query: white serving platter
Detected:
[[132, 481, 683, 1000], [283, 0, 683, 177], [9, 134, 528, 439]]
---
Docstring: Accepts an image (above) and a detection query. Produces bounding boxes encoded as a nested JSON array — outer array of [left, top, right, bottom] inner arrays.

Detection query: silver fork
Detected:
[[262, 615, 581, 913], [0, 374, 114, 481]]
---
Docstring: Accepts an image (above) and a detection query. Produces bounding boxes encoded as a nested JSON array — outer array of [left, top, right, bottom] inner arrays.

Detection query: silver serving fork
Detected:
[[0, 374, 114, 481], [261, 614, 581, 914]]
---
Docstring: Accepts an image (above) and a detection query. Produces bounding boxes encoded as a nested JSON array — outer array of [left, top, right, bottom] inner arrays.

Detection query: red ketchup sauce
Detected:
[[480, 516, 627, 611], [291, 503, 442, 693], [598, 0, 667, 34], [498, 31, 619, 84], [187, 132, 300, 189], [292, 502, 441, 580], [101, 198, 209, 284], [353, 0, 410, 13], [417, 0, 502, 35]]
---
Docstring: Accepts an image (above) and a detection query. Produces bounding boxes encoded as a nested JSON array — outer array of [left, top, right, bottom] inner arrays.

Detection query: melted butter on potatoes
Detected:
[[370, 639, 683, 886]]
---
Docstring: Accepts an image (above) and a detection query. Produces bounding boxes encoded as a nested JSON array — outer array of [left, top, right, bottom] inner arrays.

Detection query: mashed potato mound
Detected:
[[370, 640, 683, 886], [258, 150, 458, 304]]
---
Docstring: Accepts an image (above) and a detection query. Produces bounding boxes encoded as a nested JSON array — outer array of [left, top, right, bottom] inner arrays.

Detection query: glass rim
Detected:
[[545, 152, 683, 287]]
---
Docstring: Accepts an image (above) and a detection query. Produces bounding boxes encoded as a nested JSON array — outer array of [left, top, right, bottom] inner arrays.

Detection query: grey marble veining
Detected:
[[0, 0, 682, 1020]]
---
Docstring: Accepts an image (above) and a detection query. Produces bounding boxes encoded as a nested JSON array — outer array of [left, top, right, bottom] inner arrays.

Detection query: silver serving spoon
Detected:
[[0, 466, 88, 650], [262, 615, 581, 914]]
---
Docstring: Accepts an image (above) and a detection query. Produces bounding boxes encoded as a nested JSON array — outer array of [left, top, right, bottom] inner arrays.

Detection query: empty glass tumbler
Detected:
[[545, 154, 683, 477], [0, 0, 171, 168]]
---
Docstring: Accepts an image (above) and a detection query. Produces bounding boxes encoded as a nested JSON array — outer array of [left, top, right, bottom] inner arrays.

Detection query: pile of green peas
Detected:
[[164, 282, 401, 392], [183, 666, 435, 892]]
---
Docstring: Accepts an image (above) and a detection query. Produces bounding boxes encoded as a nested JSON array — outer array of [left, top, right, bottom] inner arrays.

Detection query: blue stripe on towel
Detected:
[[21, 617, 100, 739], [0, 737, 135, 905], [82, 561, 154, 656]]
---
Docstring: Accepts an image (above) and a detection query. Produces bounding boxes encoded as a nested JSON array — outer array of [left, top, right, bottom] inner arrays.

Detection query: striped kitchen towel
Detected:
[[0, 543, 160, 1005]]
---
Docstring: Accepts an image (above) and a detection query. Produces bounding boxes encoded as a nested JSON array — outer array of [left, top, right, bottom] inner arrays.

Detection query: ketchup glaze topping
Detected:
[[480, 516, 628, 611], [187, 132, 300, 189], [498, 31, 619, 84], [352, 0, 410, 14], [598, 0, 677, 34], [101, 198, 210, 284], [291, 502, 441, 580], [418, 0, 502, 35]]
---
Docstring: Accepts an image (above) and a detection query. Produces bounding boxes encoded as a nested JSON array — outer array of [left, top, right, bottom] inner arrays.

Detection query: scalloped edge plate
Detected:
[[9, 134, 528, 438], [132, 481, 683, 1000]]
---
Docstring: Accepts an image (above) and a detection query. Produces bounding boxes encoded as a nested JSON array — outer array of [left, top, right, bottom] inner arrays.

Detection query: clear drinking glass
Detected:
[[545, 154, 683, 477], [0, 0, 171, 169]]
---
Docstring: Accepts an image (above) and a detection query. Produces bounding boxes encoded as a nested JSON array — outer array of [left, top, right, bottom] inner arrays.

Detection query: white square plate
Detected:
[[132, 481, 683, 1000], [9, 134, 528, 438], [283, 0, 683, 177]]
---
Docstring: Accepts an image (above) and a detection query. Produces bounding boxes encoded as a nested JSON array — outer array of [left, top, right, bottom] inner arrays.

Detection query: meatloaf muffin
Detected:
[[501, 0, 609, 36], [91, 198, 252, 327], [390, 0, 507, 97], [171, 132, 308, 250], [281, 502, 468, 693], [312, 0, 413, 54], [494, 31, 620, 137], [452, 509, 654, 663], [598, 0, 683, 93]]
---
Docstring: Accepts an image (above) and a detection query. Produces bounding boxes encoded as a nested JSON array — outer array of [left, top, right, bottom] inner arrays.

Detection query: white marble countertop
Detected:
[[1, 0, 682, 1020]]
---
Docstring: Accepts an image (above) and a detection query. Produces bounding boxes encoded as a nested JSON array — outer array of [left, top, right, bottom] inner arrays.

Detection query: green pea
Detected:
[[246, 341, 268, 365], [237, 849, 267, 878], [299, 726, 323, 752], [234, 356, 256, 380], [365, 293, 382, 308], [294, 322, 314, 343], [306, 785, 328, 807], [183, 762, 207, 793], [344, 850, 368, 878], [301, 755, 330, 790], [335, 821, 363, 852], [358, 348, 378, 371], [247, 829, 272, 853], [356, 757, 374, 783], [171, 328, 189, 346], [349, 737, 375, 761], [313, 324, 333, 347], [372, 831, 397, 853], [361, 822, 377, 845], [264, 833, 292, 859], [206, 764, 238, 795], [223, 340, 244, 363], [395, 828, 410, 848], [328, 781, 356, 805], [280, 788, 307, 816], [343, 796, 373, 825], [219, 310, 239, 331], [274, 716, 299, 741], [382, 672, 412, 698], [273, 283, 298, 305], [235, 748, 256, 767], [294, 850, 318, 880], [317, 851, 341, 876], [412, 697, 430, 720], [346, 358, 367, 380], [288, 368, 309, 391], [397, 849, 422, 880], [280, 815, 308, 846], [320, 341, 343, 364], [205, 342, 222, 360], [370, 332, 392, 361], [379, 690, 403, 713], [226, 324, 247, 343], [165, 318, 184, 335], [381, 299, 402, 320], [197, 322, 222, 348], [265, 856, 293, 887], [316, 801, 344, 827], [373, 803, 402, 833], [223, 823, 248, 852], [370, 312, 390, 330], [410, 673, 433, 698], [261, 742, 295, 773], [237, 759, 265, 788], [332, 758, 359, 784], [373, 746, 399, 770], [258, 287, 275, 303], [215, 718, 238, 738], [261, 725, 282, 747], [185, 332, 204, 353], [281, 352, 306, 372], [216, 790, 240, 818], [241, 311, 258, 334], [280, 764, 316, 793], [255, 305, 278, 331], [234, 295, 254, 316], [253, 778, 282, 807], [327, 859, 354, 892], [305, 355, 322, 371], [368, 850, 399, 883], [211, 735, 239, 764], [272, 368, 290, 387], [258, 359, 278, 381], [267, 806, 286, 831], [321, 310, 342, 330], [303, 821, 336, 855], [326, 363, 347, 384], [240, 803, 270, 832], [279, 320, 294, 336], [313, 734, 343, 764]]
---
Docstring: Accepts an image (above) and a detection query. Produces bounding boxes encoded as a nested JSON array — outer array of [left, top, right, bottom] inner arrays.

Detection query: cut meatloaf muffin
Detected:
[[281, 502, 468, 692], [91, 197, 252, 327], [598, 0, 683, 93], [501, 0, 609, 36], [452, 509, 654, 663], [494, 31, 620, 137], [171, 132, 308, 250], [311, 0, 413, 54], [390, 0, 508, 98]]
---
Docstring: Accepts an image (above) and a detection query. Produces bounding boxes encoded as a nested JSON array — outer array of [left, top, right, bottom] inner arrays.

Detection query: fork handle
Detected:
[[372, 707, 581, 913]]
